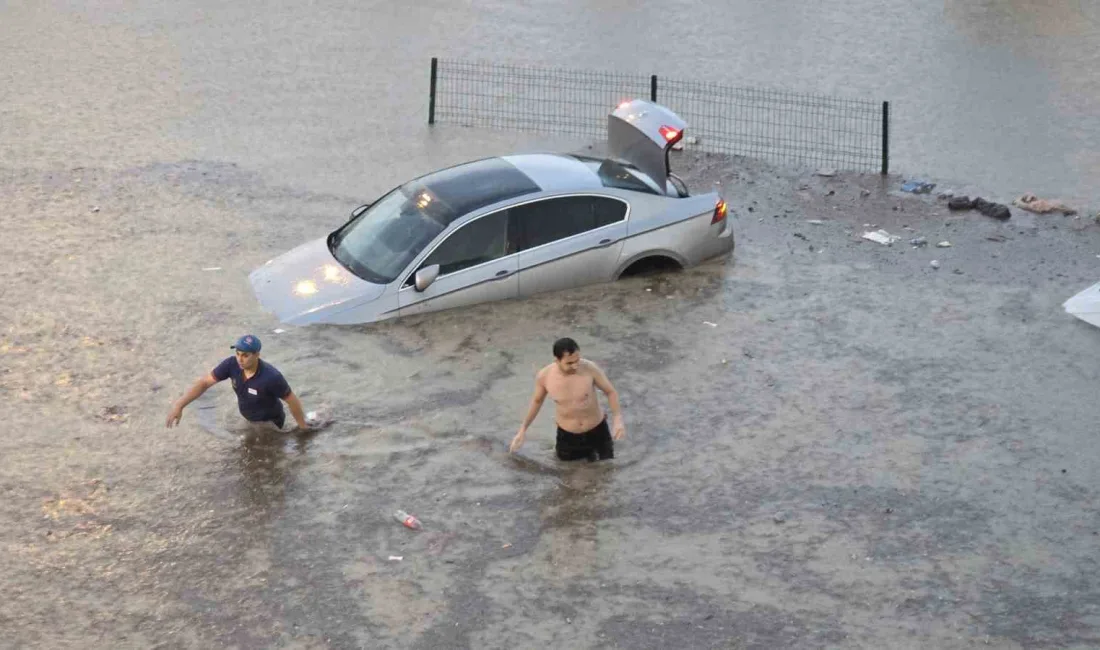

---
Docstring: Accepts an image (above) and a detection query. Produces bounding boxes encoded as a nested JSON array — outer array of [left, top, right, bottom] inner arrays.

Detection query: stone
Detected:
[[948, 196, 973, 211]]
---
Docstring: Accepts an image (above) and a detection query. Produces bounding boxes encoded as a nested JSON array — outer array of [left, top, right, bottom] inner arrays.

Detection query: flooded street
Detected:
[[4, 2, 1100, 648], [3, 0, 1099, 205]]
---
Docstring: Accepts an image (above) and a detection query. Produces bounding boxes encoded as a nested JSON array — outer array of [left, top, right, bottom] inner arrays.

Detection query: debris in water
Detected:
[[394, 510, 421, 530], [861, 229, 901, 245], [1063, 280, 1100, 329], [930, 260, 941, 269], [937, 241, 952, 248], [98, 405, 128, 422], [1013, 193, 1077, 215], [972, 197, 1011, 220], [901, 180, 936, 194], [948, 196, 974, 211]]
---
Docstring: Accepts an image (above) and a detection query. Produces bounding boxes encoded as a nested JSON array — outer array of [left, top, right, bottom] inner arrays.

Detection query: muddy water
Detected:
[[2, 0, 1098, 205], [6, 148, 1100, 648], [5, 1, 1100, 648]]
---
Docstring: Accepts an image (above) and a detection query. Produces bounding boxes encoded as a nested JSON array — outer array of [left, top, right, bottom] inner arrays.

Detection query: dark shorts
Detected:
[[556, 418, 614, 461]]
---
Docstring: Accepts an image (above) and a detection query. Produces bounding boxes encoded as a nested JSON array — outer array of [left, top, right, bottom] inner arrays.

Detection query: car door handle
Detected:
[[495, 270, 510, 278], [598, 238, 617, 247]]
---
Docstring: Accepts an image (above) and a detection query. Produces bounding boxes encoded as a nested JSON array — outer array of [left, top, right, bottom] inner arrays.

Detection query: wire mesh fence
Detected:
[[431, 59, 654, 142], [429, 58, 889, 174]]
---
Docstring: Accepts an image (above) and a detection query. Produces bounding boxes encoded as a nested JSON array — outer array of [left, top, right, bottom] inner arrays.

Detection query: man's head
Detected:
[[231, 334, 261, 371], [552, 337, 581, 374]]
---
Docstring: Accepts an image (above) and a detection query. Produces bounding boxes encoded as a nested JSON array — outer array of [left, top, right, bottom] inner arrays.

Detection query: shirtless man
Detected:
[[510, 337, 625, 461]]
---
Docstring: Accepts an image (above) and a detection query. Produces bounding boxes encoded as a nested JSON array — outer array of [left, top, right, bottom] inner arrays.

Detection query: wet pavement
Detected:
[[4, 2, 1100, 649]]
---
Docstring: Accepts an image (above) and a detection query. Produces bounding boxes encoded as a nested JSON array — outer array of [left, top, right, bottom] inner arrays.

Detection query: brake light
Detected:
[[659, 125, 681, 141], [711, 199, 728, 224]]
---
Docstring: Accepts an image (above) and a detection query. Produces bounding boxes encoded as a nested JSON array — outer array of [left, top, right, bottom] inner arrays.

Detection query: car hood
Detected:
[[249, 237, 386, 325]]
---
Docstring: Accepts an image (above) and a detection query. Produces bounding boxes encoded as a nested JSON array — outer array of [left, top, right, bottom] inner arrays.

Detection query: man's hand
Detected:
[[165, 374, 218, 429], [509, 428, 527, 453], [611, 415, 626, 441]]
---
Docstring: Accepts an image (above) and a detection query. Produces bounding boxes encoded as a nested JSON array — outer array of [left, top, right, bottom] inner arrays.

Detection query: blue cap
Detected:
[[231, 334, 261, 353]]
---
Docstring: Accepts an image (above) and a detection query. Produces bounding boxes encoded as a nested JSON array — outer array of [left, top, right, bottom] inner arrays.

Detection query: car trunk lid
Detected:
[[606, 99, 687, 195]]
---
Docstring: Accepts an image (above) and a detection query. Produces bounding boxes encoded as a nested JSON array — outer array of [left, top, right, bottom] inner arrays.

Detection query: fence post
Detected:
[[428, 57, 438, 125], [881, 101, 889, 175], [650, 75, 658, 102]]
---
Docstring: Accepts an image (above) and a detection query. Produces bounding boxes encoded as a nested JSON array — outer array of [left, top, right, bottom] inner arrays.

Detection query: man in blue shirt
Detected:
[[166, 334, 311, 431]]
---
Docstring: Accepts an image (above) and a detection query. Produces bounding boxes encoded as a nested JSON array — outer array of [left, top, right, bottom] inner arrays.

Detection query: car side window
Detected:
[[591, 196, 628, 228], [514, 196, 626, 251], [416, 209, 511, 279]]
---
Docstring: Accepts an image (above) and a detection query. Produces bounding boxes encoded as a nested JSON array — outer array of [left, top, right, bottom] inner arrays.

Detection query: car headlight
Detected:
[[294, 279, 318, 296], [322, 264, 344, 284]]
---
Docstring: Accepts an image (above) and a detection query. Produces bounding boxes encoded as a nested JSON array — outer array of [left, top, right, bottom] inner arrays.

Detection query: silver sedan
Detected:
[[249, 99, 736, 326]]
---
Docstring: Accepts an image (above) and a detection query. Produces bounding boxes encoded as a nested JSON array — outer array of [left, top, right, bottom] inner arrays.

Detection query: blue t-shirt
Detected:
[[212, 357, 291, 423]]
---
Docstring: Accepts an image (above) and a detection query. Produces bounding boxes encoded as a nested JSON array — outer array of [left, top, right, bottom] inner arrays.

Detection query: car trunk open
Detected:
[[606, 99, 687, 196]]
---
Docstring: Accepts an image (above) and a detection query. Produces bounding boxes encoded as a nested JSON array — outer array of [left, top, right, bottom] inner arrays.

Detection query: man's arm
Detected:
[[282, 391, 310, 430], [166, 373, 219, 427], [588, 361, 625, 440], [510, 370, 548, 452]]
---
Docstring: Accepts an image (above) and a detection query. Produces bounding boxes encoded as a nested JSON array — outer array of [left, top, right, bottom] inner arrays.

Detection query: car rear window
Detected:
[[570, 155, 661, 195]]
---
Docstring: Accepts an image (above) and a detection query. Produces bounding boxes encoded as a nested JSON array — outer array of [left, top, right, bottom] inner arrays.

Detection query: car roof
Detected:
[[409, 153, 661, 228], [502, 153, 603, 193], [412, 156, 543, 224], [505, 153, 663, 196]]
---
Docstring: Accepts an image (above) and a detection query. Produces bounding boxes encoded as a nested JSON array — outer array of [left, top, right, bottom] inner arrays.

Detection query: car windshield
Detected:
[[327, 157, 542, 284], [329, 181, 453, 284]]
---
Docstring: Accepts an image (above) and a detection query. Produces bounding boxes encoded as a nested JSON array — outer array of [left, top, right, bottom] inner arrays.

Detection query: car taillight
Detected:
[[711, 199, 728, 224], [659, 125, 681, 142]]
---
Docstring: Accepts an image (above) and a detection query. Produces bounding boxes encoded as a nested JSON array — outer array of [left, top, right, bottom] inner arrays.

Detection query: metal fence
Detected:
[[428, 57, 889, 175]]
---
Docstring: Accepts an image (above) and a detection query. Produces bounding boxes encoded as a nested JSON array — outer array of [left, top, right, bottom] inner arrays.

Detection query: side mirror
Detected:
[[414, 264, 440, 292], [350, 203, 371, 220]]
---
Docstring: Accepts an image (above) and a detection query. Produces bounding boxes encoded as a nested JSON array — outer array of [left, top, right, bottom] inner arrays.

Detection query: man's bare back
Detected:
[[510, 338, 625, 459]]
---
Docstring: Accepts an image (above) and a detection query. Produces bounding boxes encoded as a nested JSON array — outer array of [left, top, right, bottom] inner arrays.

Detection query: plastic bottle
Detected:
[[394, 509, 421, 530]]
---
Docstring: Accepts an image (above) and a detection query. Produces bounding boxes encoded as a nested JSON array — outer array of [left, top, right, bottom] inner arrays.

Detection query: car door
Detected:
[[398, 208, 519, 317], [513, 195, 628, 298]]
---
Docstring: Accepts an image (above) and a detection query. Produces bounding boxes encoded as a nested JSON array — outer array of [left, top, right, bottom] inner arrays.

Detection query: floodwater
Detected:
[[2, 0, 1099, 206], [5, 2, 1100, 648]]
